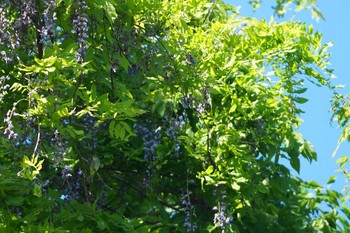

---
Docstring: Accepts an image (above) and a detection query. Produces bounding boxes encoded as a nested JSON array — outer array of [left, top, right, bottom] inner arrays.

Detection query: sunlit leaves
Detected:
[[19, 56, 58, 75], [18, 154, 44, 181]]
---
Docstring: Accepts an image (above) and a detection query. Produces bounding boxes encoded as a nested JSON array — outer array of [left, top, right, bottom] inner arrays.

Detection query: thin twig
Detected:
[[32, 124, 41, 156], [102, 14, 115, 99], [96, 172, 113, 190]]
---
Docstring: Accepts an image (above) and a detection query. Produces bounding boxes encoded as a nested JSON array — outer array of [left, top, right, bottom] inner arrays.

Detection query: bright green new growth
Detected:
[[0, 0, 349, 232]]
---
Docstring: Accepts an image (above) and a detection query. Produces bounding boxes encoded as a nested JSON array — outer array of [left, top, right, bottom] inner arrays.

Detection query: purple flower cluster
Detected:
[[134, 120, 162, 187], [196, 103, 205, 114], [0, 75, 10, 102], [185, 53, 196, 66], [0, 0, 37, 62], [19, 0, 36, 26], [163, 114, 184, 156], [0, 6, 17, 62], [72, 0, 88, 62], [212, 189, 232, 231], [1, 50, 12, 63], [0, 7, 11, 46], [60, 168, 83, 202], [62, 165, 72, 179], [181, 192, 198, 232], [180, 90, 210, 115], [213, 205, 232, 231], [200, 87, 211, 114], [50, 129, 85, 202], [4, 110, 17, 139], [134, 122, 162, 163], [40, 0, 57, 45], [255, 118, 266, 135], [50, 129, 70, 173]]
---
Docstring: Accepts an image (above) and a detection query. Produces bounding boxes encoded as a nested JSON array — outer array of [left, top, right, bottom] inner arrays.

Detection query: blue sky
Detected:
[[224, 0, 350, 193]]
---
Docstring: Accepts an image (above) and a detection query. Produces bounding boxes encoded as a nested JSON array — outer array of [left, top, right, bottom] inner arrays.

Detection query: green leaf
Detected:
[[205, 165, 214, 174], [33, 183, 42, 197], [104, 1, 118, 23], [77, 214, 85, 222], [290, 155, 300, 173], [326, 175, 336, 184], [302, 140, 317, 162], [5, 196, 24, 206], [97, 219, 106, 230], [336, 156, 348, 168], [207, 224, 218, 232], [326, 190, 340, 206], [342, 206, 350, 217], [179, 18, 189, 31], [34, 56, 57, 67], [308, 25, 313, 34], [22, 155, 34, 167], [307, 180, 321, 188], [257, 184, 269, 193], [157, 101, 166, 116], [294, 97, 308, 104], [112, 123, 125, 140], [11, 82, 28, 93], [231, 182, 240, 191], [293, 87, 308, 94], [120, 54, 130, 71], [90, 156, 100, 177], [109, 120, 116, 137]]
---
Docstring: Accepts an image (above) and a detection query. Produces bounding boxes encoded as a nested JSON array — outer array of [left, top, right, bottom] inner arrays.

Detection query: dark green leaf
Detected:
[[294, 97, 309, 104], [290, 155, 300, 173]]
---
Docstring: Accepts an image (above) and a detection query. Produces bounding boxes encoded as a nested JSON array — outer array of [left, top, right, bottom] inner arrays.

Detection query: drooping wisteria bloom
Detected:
[[4, 110, 17, 139], [19, 0, 36, 26], [212, 189, 233, 232], [72, 0, 88, 62], [0, 75, 10, 102], [181, 192, 198, 232], [134, 121, 162, 181], [0, 6, 17, 61], [40, 0, 57, 45]]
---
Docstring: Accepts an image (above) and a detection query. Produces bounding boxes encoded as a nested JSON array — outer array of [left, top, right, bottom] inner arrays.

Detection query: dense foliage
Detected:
[[0, 0, 349, 232]]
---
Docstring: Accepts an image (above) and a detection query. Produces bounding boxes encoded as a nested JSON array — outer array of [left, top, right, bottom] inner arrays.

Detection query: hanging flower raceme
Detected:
[[4, 110, 17, 139], [72, 0, 88, 62], [0, 6, 19, 61], [19, 0, 36, 26], [181, 192, 198, 232], [40, 0, 57, 45]]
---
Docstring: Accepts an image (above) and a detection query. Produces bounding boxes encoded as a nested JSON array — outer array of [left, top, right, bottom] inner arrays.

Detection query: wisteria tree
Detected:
[[0, 0, 349, 232]]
